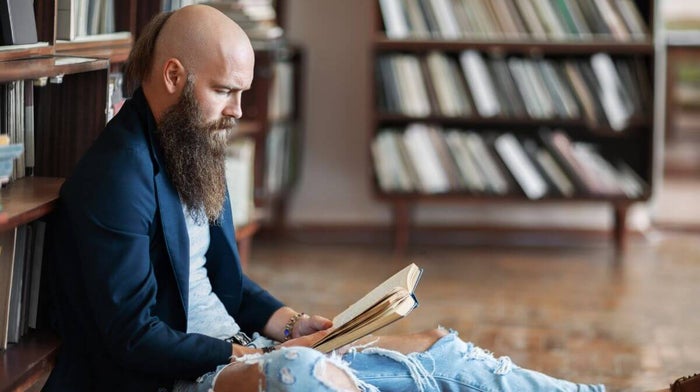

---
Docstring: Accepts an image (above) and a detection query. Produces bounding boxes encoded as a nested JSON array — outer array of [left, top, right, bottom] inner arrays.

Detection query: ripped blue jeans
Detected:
[[212, 330, 605, 392]]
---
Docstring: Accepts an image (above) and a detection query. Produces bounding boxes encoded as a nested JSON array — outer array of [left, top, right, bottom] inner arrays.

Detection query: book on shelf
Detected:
[[0, 0, 38, 45], [6, 225, 26, 344], [1, 80, 34, 182], [487, 56, 527, 118], [268, 61, 294, 121], [590, 53, 633, 131], [0, 220, 46, 350], [494, 133, 548, 199], [402, 124, 451, 193], [524, 139, 576, 197], [265, 123, 299, 197], [425, 52, 472, 117], [312, 263, 422, 353], [444, 130, 488, 193], [57, 0, 118, 41], [379, 0, 411, 39], [372, 130, 418, 193], [225, 137, 255, 228], [460, 50, 501, 118], [204, 0, 284, 41]]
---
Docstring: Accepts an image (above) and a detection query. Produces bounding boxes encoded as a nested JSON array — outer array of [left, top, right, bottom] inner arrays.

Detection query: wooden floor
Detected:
[[247, 231, 700, 392]]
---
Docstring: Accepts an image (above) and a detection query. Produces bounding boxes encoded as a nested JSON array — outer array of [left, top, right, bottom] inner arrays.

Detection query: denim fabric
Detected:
[[178, 331, 605, 392], [344, 331, 606, 392]]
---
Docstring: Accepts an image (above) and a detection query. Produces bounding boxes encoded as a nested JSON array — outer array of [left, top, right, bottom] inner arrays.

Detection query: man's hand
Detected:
[[263, 307, 333, 342], [292, 314, 333, 339], [280, 328, 331, 349]]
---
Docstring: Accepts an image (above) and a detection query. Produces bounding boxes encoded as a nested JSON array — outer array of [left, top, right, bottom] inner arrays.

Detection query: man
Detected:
[[45, 5, 611, 391]]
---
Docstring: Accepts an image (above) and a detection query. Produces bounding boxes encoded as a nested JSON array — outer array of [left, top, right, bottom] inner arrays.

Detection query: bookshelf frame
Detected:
[[369, 0, 657, 254]]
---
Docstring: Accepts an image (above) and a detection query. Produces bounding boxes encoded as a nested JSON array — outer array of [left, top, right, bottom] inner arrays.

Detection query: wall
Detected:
[[283, 0, 651, 231]]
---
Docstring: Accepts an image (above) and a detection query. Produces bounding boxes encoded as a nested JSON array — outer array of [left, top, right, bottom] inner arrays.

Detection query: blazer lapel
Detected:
[[155, 174, 190, 315]]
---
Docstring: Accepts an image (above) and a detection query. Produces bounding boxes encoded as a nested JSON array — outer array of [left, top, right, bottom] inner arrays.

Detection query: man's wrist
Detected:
[[283, 312, 307, 341], [230, 344, 256, 361]]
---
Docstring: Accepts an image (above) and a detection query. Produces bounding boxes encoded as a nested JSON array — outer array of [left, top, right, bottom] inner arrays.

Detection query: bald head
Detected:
[[154, 5, 252, 77]]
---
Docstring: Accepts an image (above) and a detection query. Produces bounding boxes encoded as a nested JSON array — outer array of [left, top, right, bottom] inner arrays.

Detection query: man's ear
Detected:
[[163, 58, 186, 94]]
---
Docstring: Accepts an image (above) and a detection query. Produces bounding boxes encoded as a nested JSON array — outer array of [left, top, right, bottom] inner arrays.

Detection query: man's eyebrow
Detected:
[[212, 83, 236, 90], [212, 82, 252, 92]]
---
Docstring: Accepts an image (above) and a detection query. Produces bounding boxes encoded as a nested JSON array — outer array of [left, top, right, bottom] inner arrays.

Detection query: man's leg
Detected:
[[343, 328, 605, 392], [213, 347, 363, 392]]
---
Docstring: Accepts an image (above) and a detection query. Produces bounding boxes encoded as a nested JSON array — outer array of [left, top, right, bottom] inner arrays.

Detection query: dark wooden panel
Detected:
[[33, 70, 108, 177]]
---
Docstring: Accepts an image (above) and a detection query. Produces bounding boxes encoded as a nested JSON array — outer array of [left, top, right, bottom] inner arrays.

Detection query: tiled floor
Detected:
[[247, 231, 700, 392]]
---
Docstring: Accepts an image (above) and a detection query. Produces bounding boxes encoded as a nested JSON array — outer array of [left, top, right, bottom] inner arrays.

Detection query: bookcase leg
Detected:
[[270, 198, 288, 238], [613, 204, 629, 252], [393, 201, 412, 256], [237, 236, 252, 272]]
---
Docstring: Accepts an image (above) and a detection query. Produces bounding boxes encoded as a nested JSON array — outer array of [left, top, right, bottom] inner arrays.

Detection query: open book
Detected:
[[312, 263, 423, 353]]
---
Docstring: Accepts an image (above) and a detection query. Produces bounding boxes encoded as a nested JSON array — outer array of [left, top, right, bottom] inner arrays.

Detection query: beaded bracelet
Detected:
[[283, 312, 306, 341], [261, 345, 278, 354]]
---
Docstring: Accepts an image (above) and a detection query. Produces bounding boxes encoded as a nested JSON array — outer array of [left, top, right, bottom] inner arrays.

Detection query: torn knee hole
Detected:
[[314, 359, 360, 392]]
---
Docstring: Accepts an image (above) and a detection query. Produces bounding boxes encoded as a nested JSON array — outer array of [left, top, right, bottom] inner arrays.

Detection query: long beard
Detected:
[[156, 78, 235, 225]]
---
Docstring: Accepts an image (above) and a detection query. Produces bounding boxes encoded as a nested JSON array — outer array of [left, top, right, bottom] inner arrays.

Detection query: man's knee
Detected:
[[213, 361, 262, 392], [314, 359, 360, 391], [422, 327, 449, 341], [214, 347, 360, 392]]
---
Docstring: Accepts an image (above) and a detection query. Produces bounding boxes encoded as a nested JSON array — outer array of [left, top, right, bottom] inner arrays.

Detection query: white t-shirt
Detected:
[[183, 207, 239, 339]]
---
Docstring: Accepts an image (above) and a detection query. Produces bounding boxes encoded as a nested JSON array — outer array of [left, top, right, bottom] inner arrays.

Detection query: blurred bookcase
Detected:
[[370, 0, 656, 253], [662, 1, 700, 177]]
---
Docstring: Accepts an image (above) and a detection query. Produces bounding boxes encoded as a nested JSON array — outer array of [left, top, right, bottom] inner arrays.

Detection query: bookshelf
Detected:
[[664, 32, 700, 176], [0, 1, 301, 389], [0, 0, 133, 387], [244, 45, 304, 236], [370, 0, 656, 253]]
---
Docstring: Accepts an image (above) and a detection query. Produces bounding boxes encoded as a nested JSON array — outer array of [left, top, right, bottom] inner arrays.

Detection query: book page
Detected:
[[331, 263, 420, 327], [315, 294, 418, 353]]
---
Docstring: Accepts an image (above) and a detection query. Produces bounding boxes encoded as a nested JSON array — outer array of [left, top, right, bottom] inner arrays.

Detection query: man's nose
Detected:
[[223, 94, 243, 119]]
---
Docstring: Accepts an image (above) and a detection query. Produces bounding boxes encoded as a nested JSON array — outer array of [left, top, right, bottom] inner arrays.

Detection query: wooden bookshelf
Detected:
[[374, 38, 655, 55], [0, 330, 59, 392], [370, 0, 657, 253], [0, 178, 63, 232], [0, 2, 138, 391]]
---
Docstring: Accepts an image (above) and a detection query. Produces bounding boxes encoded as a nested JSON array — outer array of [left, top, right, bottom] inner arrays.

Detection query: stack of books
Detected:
[[376, 51, 651, 132], [379, 0, 648, 41], [371, 125, 646, 199], [203, 0, 284, 42]]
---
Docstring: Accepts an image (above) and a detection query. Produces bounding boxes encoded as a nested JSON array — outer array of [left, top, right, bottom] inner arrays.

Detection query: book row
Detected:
[[205, 0, 284, 42], [1, 221, 47, 350], [0, 81, 34, 183], [224, 124, 297, 228], [379, 0, 649, 42], [376, 51, 651, 131], [225, 137, 256, 227], [371, 124, 647, 199], [57, 0, 117, 40]]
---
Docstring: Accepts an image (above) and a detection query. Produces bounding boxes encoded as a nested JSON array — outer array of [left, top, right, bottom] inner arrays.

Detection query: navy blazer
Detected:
[[44, 88, 283, 391]]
